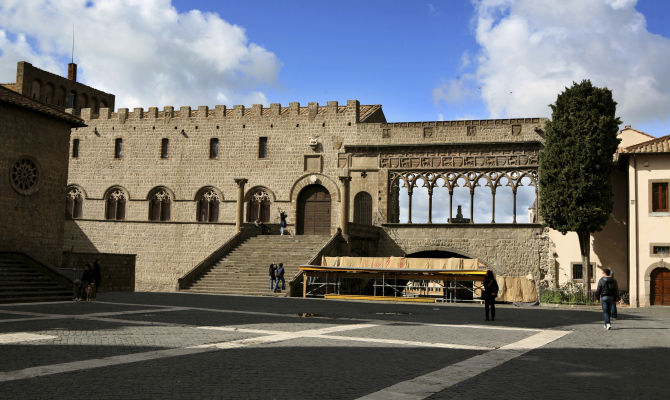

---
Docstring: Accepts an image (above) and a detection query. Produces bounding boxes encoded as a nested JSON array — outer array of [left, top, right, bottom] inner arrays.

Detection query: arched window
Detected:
[[210, 138, 219, 159], [247, 189, 271, 223], [65, 186, 84, 219], [67, 90, 76, 108], [353, 191, 373, 225], [105, 187, 127, 220], [196, 187, 221, 222], [161, 138, 169, 158], [31, 79, 41, 100], [149, 187, 172, 221], [44, 83, 54, 104]]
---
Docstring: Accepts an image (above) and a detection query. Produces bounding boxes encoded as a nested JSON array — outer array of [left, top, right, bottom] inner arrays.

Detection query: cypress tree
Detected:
[[539, 80, 621, 296]]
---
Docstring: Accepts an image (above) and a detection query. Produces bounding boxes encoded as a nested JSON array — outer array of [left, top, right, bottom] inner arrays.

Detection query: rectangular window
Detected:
[[652, 182, 669, 212], [210, 138, 219, 159], [161, 138, 169, 159], [572, 263, 595, 280], [72, 139, 79, 158], [114, 138, 123, 158], [258, 137, 268, 158], [653, 245, 670, 255]]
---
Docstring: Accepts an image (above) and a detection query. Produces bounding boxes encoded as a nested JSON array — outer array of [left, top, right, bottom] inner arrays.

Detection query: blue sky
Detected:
[[2, 0, 670, 135]]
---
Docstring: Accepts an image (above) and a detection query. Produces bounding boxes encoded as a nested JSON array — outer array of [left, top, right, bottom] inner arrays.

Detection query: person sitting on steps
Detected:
[[254, 218, 269, 235]]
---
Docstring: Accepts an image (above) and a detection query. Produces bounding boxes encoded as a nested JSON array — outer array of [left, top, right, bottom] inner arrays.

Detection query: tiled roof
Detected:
[[0, 85, 85, 127], [623, 134, 670, 154]]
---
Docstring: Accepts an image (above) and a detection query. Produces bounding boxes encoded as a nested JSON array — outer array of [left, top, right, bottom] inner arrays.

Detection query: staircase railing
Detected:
[[288, 229, 346, 296], [177, 226, 259, 290]]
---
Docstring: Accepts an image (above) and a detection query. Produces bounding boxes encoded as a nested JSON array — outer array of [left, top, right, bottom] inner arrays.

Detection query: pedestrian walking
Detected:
[[274, 263, 285, 292], [596, 268, 618, 330], [482, 270, 498, 321], [93, 259, 102, 297], [268, 264, 276, 290], [279, 210, 288, 236]]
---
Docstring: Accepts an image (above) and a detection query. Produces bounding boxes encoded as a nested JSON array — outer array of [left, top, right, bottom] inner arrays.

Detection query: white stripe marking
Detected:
[[357, 330, 570, 400], [0, 323, 378, 382], [0, 333, 57, 344]]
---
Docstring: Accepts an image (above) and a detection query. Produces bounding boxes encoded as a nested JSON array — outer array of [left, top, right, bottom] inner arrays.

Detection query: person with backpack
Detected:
[[596, 268, 619, 330], [482, 270, 499, 321], [274, 263, 285, 292]]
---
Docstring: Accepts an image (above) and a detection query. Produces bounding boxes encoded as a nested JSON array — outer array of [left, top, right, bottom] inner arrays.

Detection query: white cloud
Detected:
[[0, 0, 282, 109], [443, 0, 670, 128]]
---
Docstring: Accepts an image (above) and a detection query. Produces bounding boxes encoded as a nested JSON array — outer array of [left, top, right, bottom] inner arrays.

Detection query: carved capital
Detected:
[[338, 176, 352, 184], [234, 178, 248, 187]]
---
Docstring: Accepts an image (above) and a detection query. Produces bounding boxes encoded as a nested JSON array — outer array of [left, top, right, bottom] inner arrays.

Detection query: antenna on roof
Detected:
[[71, 24, 75, 63]]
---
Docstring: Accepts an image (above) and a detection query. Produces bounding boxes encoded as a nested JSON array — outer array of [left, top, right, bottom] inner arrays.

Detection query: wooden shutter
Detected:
[[106, 197, 116, 220], [150, 199, 160, 221], [73, 198, 83, 219], [209, 200, 219, 222], [117, 198, 126, 220], [161, 199, 171, 221]]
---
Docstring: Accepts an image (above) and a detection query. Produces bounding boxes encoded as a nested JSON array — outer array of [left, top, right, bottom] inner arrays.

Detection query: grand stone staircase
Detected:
[[0, 254, 73, 303], [182, 235, 330, 296]]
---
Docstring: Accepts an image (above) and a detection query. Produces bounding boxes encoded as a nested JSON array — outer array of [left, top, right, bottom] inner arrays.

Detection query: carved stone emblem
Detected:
[[511, 125, 522, 136], [333, 137, 343, 150]]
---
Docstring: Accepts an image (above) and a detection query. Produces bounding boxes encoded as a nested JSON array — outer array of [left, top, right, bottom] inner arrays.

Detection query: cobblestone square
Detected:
[[0, 293, 669, 399]]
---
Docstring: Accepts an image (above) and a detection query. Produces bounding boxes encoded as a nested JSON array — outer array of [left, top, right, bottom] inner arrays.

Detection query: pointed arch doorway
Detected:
[[297, 184, 331, 235]]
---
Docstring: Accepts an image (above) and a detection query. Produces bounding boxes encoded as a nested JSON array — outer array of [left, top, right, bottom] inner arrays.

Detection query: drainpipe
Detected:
[[634, 156, 640, 307]]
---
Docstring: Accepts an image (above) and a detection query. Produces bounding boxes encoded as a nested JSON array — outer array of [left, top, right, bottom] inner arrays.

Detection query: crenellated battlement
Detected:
[[71, 100, 378, 122]]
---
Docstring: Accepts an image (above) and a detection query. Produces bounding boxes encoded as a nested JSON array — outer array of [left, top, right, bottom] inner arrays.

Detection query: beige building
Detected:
[[3, 60, 668, 305], [622, 134, 670, 306]]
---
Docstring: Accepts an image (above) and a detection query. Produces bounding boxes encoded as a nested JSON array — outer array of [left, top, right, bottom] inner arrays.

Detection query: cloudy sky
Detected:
[[1, 0, 668, 222]]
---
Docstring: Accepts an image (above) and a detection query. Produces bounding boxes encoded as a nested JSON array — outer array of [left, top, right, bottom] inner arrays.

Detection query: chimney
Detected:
[[624, 125, 631, 129], [68, 63, 77, 82]]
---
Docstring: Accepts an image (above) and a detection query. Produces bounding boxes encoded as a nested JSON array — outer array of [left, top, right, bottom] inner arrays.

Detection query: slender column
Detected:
[[407, 188, 413, 224], [427, 186, 433, 224], [339, 176, 351, 235], [448, 190, 453, 223], [491, 187, 496, 223], [512, 187, 518, 224], [234, 178, 247, 232], [469, 188, 474, 223]]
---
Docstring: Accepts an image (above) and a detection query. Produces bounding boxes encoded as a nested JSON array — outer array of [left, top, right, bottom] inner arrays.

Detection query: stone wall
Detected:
[[0, 103, 72, 266], [61, 252, 136, 292], [64, 100, 548, 292], [378, 224, 554, 285], [63, 220, 236, 291]]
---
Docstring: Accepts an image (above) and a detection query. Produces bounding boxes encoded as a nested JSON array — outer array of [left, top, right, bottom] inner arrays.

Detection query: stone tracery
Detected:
[[390, 168, 538, 224]]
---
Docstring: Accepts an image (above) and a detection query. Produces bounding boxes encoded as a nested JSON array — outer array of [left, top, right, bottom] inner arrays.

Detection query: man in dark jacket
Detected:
[[596, 268, 618, 330], [268, 264, 276, 290], [274, 263, 285, 292]]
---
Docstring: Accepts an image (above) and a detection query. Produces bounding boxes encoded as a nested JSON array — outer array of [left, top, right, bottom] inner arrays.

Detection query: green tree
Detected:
[[539, 80, 621, 296]]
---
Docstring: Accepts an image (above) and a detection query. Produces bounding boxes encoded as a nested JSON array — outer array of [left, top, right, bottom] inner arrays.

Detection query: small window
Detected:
[[210, 138, 219, 159], [72, 139, 80, 158], [67, 91, 76, 108], [258, 137, 268, 158], [572, 263, 595, 280], [652, 182, 669, 212], [653, 245, 670, 255], [161, 138, 169, 159], [114, 138, 123, 158]]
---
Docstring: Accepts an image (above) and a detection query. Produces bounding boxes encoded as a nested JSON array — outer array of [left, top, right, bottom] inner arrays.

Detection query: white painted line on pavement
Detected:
[[315, 335, 494, 351], [0, 333, 57, 344], [0, 322, 378, 382], [356, 329, 571, 400]]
